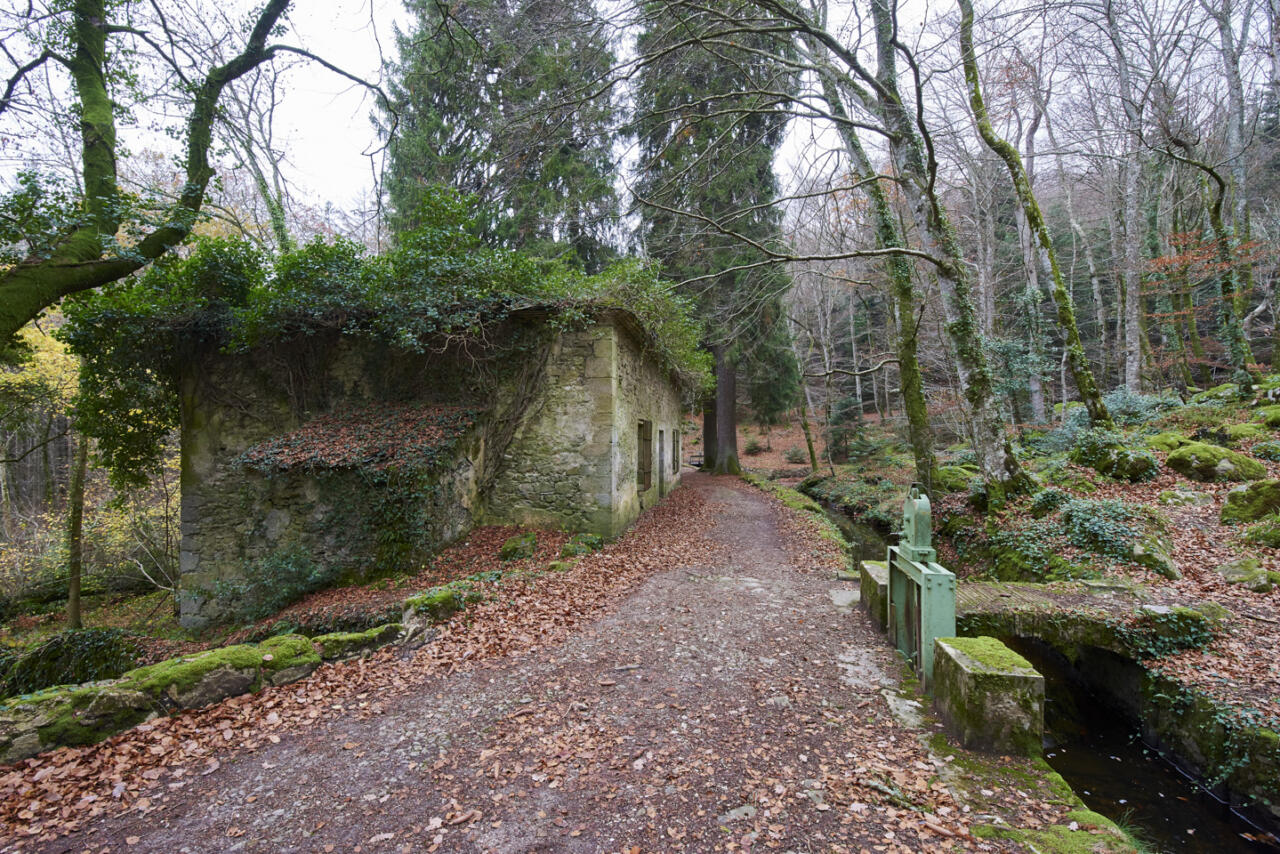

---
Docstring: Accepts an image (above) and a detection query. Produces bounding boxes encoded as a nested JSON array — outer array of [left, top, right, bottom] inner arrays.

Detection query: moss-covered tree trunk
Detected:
[[66, 435, 88, 630], [0, 0, 293, 345], [865, 0, 1029, 506], [959, 0, 1113, 432]]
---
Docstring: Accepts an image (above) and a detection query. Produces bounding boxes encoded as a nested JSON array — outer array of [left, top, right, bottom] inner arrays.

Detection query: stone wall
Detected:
[[178, 334, 505, 629], [180, 311, 686, 627], [484, 313, 684, 537], [608, 316, 684, 534]]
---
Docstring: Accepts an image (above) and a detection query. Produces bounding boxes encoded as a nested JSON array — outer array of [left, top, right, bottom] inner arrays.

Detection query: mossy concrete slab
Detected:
[[312, 623, 404, 661], [933, 636, 1044, 757], [859, 559, 888, 631]]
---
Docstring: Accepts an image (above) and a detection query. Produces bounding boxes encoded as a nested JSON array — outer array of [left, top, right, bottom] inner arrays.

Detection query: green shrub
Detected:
[[213, 546, 340, 623], [783, 446, 808, 464], [1243, 516, 1280, 548], [1058, 498, 1141, 560], [0, 629, 142, 699], [1254, 441, 1280, 462], [743, 438, 765, 456]]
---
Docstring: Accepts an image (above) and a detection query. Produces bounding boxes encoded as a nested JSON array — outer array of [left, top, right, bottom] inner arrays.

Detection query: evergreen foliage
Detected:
[[60, 190, 710, 489], [380, 0, 620, 271]]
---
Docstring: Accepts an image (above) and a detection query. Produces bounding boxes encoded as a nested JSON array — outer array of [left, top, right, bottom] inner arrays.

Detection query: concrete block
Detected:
[[933, 636, 1044, 756], [859, 559, 889, 631]]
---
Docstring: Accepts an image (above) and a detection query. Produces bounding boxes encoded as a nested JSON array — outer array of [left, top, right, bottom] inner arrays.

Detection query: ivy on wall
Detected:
[[60, 188, 711, 489]]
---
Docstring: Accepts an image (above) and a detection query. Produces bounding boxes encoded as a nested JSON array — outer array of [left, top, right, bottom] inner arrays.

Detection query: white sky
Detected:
[[272, 0, 409, 207]]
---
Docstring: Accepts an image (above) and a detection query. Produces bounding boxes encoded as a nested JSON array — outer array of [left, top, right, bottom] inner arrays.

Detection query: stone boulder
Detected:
[[1213, 558, 1275, 593], [1166, 442, 1266, 483], [1221, 479, 1280, 524]]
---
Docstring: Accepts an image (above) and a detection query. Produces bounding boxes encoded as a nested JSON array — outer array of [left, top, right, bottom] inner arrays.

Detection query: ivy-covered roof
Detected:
[[237, 404, 475, 473]]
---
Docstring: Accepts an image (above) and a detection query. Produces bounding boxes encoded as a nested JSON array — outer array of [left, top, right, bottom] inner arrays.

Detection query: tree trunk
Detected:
[[702, 401, 716, 470], [868, 0, 1028, 505], [66, 435, 88, 630], [711, 345, 741, 475], [813, 60, 934, 487]]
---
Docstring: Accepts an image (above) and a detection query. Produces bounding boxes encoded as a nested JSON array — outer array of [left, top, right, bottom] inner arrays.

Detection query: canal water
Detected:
[[1021, 641, 1280, 852], [816, 498, 1279, 852]]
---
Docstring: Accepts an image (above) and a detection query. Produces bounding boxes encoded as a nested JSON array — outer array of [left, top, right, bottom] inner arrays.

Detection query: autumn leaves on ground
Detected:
[[0, 473, 1109, 853]]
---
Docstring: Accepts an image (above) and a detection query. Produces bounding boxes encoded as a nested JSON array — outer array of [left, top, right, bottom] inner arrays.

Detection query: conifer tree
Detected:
[[382, 0, 620, 271], [632, 2, 796, 474]]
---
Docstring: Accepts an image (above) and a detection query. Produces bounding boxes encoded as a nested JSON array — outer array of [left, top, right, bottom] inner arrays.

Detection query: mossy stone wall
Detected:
[[484, 314, 683, 538], [180, 312, 686, 627]]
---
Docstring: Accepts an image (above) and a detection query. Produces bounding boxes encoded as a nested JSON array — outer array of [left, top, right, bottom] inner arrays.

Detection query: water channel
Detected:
[[818, 499, 1280, 853]]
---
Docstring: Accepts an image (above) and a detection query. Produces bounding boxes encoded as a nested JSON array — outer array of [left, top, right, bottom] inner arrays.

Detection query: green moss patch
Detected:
[[499, 532, 537, 561], [1222, 480, 1280, 524], [560, 533, 605, 557], [1166, 442, 1266, 482], [121, 634, 319, 700], [941, 635, 1036, 673], [1145, 431, 1191, 452], [1255, 404, 1280, 427], [1226, 422, 1266, 442], [934, 464, 979, 493], [311, 624, 403, 660]]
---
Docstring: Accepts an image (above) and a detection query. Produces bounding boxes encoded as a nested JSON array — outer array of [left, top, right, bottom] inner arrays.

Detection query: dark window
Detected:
[[673, 431, 680, 473], [638, 420, 652, 490]]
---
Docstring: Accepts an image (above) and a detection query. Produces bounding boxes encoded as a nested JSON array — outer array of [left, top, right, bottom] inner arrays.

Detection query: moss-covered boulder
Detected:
[[0, 634, 325, 763], [932, 636, 1044, 757], [403, 586, 471, 622], [1069, 429, 1158, 482], [1242, 516, 1280, 548], [1221, 479, 1280, 524], [1166, 442, 1266, 482], [1190, 382, 1240, 404], [1212, 558, 1274, 592], [311, 624, 403, 661], [1256, 405, 1280, 428], [934, 464, 980, 493], [1225, 422, 1266, 442], [0, 684, 153, 763], [1157, 489, 1213, 507], [1146, 431, 1192, 452], [1131, 535, 1179, 580], [499, 531, 537, 561], [560, 532, 605, 557]]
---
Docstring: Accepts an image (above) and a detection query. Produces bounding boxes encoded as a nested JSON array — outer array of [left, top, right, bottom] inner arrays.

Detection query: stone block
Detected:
[[932, 636, 1044, 757], [859, 559, 888, 631]]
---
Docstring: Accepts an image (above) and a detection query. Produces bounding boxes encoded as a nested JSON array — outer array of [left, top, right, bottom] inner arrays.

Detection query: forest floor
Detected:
[[0, 473, 1119, 853]]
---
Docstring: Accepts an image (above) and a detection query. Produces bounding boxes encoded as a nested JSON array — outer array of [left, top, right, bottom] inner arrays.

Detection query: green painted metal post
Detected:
[[885, 484, 956, 689]]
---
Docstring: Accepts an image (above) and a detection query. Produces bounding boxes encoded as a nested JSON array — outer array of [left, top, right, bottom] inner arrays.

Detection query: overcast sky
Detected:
[[272, 0, 409, 207]]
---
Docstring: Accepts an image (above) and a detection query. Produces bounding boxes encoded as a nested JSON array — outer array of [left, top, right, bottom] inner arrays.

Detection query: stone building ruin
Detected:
[[178, 308, 687, 628]]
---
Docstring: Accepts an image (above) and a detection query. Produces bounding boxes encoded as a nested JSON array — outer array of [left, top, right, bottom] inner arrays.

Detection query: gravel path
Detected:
[[42, 474, 971, 853]]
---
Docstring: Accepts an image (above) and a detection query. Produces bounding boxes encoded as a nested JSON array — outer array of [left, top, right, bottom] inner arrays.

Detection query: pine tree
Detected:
[[633, 2, 795, 474], [381, 0, 620, 270]]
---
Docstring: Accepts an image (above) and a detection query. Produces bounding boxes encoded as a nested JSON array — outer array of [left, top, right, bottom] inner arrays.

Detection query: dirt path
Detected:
[[34, 474, 981, 853]]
